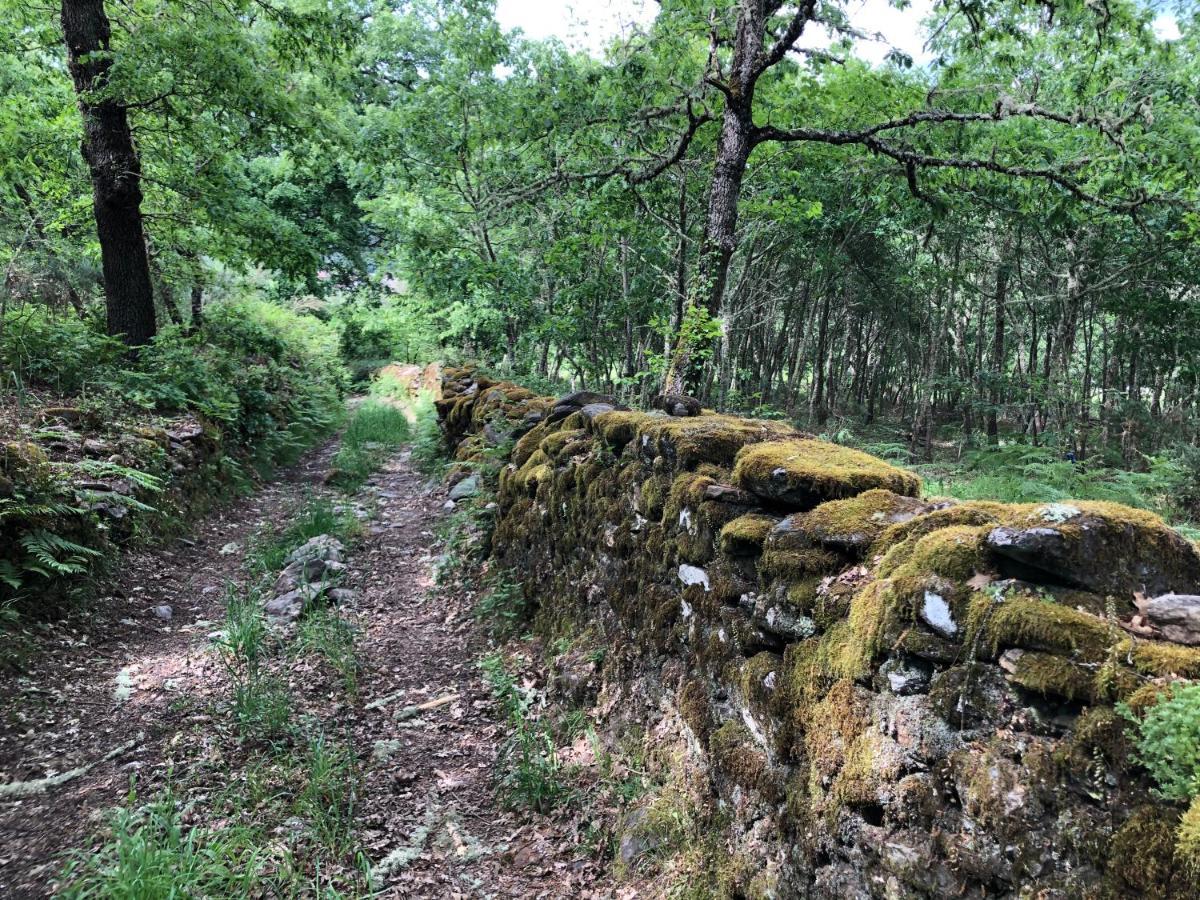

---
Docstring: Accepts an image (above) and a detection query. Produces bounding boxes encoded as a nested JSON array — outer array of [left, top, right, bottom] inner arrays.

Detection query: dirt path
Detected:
[[344, 454, 609, 898], [0, 431, 609, 897]]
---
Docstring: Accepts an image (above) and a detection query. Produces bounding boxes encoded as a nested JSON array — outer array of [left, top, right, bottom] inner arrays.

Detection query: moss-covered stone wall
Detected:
[[438, 365, 1200, 898]]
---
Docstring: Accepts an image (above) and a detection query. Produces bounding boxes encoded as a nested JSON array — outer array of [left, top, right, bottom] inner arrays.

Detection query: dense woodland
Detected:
[[3, 1, 1200, 466]]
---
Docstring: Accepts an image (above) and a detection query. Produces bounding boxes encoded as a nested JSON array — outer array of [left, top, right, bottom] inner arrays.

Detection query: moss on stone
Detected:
[[539, 428, 588, 461], [1108, 805, 1199, 897], [512, 421, 551, 467], [760, 546, 841, 581], [718, 514, 778, 557], [1006, 650, 1096, 703], [708, 720, 778, 801], [794, 489, 929, 556], [966, 592, 1114, 662], [1177, 796, 1200, 881], [1, 441, 51, 488], [638, 415, 798, 469], [678, 679, 714, 742], [877, 524, 990, 582], [1062, 706, 1133, 772], [592, 410, 657, 449], [733, 439, 921, 510], [872, 501, 1013, 556], [639, 475, 669, 521], [1115, 638, 1200, 679]]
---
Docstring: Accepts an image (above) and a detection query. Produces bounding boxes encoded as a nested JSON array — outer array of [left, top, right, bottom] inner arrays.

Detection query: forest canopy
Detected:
[[3, 0, 1200, 465]]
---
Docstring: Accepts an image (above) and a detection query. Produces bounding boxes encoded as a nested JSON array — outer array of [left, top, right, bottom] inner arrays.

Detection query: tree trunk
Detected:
[[986, 262, 1010, 446], [662, 1, 775, 396], [61, 0, 156, 346], [190, 284, 204, 332]]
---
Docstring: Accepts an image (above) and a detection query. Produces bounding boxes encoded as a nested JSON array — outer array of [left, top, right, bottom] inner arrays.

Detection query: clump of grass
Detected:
[[296, 607, 360, 697], [297, 731, 360, 856], [475, 569, 529, 640], [328, 400, 411, 491], [215, 586, 292, 743], [480, 653, 569, 812], [58, 783, 269, 898], [409, 393, 447, 476]]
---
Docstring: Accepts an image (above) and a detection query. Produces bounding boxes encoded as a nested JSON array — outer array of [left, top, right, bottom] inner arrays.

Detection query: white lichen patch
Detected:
[[921, 591, 957, 638], [678, 564, 710, 591], [1039, 503, 1081, 524]]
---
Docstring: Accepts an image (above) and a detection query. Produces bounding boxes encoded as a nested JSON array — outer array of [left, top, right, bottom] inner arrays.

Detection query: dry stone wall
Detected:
[[437, 365, 1200, 898]]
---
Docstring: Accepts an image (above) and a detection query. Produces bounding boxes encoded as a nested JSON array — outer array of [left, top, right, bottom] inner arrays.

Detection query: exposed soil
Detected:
[[0, 426, 613, 897]]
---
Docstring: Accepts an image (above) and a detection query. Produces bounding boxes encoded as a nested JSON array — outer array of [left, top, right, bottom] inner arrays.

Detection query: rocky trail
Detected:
[[0, 419, 608, 897]]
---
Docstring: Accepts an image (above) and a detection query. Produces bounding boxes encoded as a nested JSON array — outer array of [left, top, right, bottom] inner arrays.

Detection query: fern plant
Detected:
[[18, 529, 102, 578]]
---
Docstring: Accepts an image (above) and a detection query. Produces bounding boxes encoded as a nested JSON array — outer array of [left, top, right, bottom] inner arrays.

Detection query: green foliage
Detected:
[[917, 444, 1188, 524], [295, 608, 359, 697], [297, 732, 359, 856], [480, 652, 569, 813], [216, 587, 292, 743], [409, 393, 448, 476], [1124, 683, 1200, 803], [329, 289, 440, 373], [59, 783, 270, 899], [328, 399, 411, 491], [474, 569, 529, 640]]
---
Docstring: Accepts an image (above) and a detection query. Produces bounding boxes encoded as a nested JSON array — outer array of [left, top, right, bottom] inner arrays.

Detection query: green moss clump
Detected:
[[639, 474, 669, 521], [511, 421, 551, 466], [678, 679, 714, 742], [1005, 650, 1096, 703], [1115, 638, 1200, 679], [872, 501, 1014, 556], [539, 428, 588, 461], [1178, 796, 1200, 881], [733, 439, 921, 510], [966, 593, 1113, 662], [1060, 706, 1133, 771], [796, 489, 928, 555], [760, 546, 841, 581], [876, 524, 990, 582], [1, 441, 51, 489], [1107, 806, 1199, 897], [719, 514, 778, 557], [592, 410, 656, 449], [708, 721, 778, 801]]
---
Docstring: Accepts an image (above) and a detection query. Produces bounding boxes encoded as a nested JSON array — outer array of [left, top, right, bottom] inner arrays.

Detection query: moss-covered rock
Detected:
[[718, 513, 778, 557], [733, 439, 921, 511], [638, 415, 798, 469], [784, 489, 934, 557], [985, 501, 1200, 599]]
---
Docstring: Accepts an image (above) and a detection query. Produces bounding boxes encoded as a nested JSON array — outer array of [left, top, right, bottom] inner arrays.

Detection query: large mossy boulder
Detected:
[[637, 415, 799, 468], [733, 439, 921, 511], [983, 502, 1200, 599]]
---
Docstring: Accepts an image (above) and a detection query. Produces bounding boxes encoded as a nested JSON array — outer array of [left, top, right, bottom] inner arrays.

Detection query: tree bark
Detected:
[[61, 0, 156, 346], [986, 261, 1010, 446]]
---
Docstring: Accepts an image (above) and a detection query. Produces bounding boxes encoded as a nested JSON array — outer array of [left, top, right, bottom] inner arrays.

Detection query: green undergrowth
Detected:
[[327, 400, 411, 491], [248, 494, 362, 577], [0, 300, 346, 641], [60, 506, 371, 896], [481, 652, 571, 813], [912, 444, 1196, 530]]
